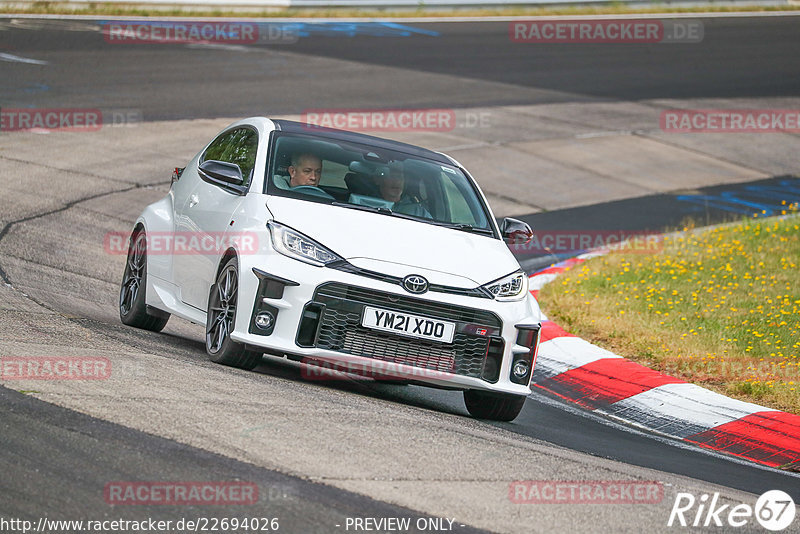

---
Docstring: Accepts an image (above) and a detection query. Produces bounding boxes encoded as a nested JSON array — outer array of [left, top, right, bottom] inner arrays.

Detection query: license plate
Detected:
[[362, 306, 455, 344]]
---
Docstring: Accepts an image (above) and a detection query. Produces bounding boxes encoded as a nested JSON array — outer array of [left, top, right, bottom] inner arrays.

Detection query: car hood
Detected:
[[266, 196, 520, 287]]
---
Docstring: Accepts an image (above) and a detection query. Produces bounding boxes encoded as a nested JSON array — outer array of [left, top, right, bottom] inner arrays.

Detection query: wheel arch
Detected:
[[131, 221, 146, 236], [119, 221, 170, 332], [215, 247, 239, 282], [134, 195, 175, 282]]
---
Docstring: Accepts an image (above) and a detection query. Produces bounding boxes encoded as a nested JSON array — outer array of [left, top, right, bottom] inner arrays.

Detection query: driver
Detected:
[[288, 153, 323, 187]]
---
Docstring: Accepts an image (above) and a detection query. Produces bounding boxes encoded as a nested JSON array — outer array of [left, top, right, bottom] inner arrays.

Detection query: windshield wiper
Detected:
[[444, 223, 495, 236], [332, 202, 393, 215]]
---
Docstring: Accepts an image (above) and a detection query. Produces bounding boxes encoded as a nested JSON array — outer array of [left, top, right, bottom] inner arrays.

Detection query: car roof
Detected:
[[272, 119, 454, 165]]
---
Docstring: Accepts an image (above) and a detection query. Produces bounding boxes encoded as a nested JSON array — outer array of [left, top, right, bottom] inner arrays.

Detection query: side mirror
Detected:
[[199, 160, 244, 186], [171, 166, 184, 184], [501, 217, 533, 245]]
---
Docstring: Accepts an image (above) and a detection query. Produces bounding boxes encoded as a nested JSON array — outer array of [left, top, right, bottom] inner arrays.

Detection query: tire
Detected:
[[463, 390, 527, 422], [119, 229, 170, 332], [206, 256, 262, 370]]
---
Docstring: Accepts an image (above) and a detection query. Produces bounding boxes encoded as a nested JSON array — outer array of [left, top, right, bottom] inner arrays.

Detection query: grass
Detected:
[[1, 3, 798, 18], [538, 205, 800, 415]]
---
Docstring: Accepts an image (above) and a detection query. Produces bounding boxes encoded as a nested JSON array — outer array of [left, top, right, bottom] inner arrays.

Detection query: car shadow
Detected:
[[251, 355, 469, 418]]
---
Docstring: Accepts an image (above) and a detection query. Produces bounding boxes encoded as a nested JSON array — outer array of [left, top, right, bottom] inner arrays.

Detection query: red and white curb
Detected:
[[529, 253, 800, 470]]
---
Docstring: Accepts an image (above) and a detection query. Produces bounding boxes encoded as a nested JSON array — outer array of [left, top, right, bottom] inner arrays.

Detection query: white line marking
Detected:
[[185, 42, 255, 52], [534, 336, 621, 380], [527, 389, 800, 480], [603, 382, 775, 439], [0, 52, 48, 65], [529, 272, 559, 290]]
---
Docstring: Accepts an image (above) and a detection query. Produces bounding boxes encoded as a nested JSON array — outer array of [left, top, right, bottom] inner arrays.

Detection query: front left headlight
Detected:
[[267, 221, 343, 267], [482, 271, 528, 301]]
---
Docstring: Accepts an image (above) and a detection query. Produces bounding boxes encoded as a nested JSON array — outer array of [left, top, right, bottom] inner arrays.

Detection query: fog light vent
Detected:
[[481, 337, 504, 383], [510, 323, 541, 386]]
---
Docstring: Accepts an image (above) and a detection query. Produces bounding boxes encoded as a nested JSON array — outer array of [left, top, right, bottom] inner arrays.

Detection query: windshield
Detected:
[[265, 133, 494, 233]]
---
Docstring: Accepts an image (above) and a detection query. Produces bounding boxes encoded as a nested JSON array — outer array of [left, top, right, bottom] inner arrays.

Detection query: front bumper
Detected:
[[230, 252, 541, 396]]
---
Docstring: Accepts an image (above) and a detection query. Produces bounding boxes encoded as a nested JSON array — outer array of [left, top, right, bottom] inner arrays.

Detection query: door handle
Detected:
[[188, 194, 199, 208]]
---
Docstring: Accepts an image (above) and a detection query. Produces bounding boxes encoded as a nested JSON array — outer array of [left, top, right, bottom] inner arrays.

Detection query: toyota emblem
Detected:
[[402, 275, 429, 294]]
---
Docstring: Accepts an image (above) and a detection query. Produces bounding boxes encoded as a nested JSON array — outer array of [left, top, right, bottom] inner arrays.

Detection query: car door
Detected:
[[172, 126, 259, 310]]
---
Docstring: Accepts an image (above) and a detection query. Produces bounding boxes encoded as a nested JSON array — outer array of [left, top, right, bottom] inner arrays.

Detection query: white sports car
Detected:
[[119, 117, 542, 421]]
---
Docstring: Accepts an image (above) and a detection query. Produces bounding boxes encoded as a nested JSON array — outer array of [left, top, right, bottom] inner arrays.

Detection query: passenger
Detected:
[[374, 162, 431, 218], [375, 162, 405, 203]]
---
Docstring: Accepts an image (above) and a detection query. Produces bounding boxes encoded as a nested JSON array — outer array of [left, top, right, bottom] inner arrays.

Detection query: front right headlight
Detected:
[[267, 221, 342, 267], [482, 271, 528, 301]]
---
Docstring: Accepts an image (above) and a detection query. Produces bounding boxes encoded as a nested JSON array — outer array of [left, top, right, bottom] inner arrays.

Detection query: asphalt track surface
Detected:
[[1, 17, 799, 119], [0, 386, 486, 533], [1, 14, 800, 533]]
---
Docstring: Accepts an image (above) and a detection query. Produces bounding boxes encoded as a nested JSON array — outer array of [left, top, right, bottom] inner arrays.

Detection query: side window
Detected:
[[202, 128, 258, 185], [442, 174, 477, 225], [441, 172, 488, 227]]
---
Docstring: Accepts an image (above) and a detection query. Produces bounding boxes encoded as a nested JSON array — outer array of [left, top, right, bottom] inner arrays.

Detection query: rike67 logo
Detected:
[[668, 490, 796, 531]]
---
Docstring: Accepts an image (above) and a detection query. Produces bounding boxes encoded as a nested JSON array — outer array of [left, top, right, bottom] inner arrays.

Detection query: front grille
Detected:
[[343, 330, 457, 373], [315, 283, 502, 326], [307, 283, 502, 381]]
